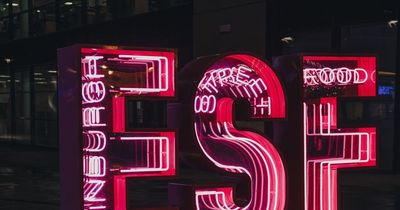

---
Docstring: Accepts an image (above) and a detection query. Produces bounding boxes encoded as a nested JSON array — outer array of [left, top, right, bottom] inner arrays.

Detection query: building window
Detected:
[[0, 65, 11, 141], [14, 66, 31, 144], [11, 11, 28, 39], [59, 0, 82, 30], [33, 64, 57, 146], [32, 3, 56, 36]]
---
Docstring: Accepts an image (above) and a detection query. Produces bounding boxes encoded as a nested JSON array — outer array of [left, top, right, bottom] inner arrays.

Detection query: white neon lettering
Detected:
[[84, 180, 106, 202], [82, 81, 106, 103], [195, 95, 217, 113], [83, 107, 106, 127], [83, 156, 106, 177], [303, 67, 368, 86], [235, 65, 252, 85], [82, 56, 104, 79], [83, 131, 107, 152]]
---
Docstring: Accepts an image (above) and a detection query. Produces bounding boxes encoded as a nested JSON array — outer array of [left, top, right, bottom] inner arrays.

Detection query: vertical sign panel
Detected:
[[59, 46, 176, 210], [302, 56, 376, 210]]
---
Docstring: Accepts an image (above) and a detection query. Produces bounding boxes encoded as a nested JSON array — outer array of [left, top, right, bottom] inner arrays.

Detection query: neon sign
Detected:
[[59, 46, 176, 210], [303, 67, 368, 86], [193, 54, 286, 210], [302, 56, 376, 210], [59, 45, 377, 210]]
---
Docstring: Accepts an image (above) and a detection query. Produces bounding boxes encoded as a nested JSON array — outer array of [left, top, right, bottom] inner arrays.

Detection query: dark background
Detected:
[[0, 0, 399, 209]]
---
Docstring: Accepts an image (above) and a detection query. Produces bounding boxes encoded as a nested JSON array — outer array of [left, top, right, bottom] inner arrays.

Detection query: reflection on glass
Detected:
[[11, 0, 29, 13], [35, 119, 57, 146], [0, 65, 10, 141], [0, 73, 10, 93], [87, 0, 112, 23], [33, 0, 54, 8], [34, 68, 57, 91], [0, 1, 9, 17], [32, 3, 56, 36], [282, 28, 332, 54], [12, 12, 28, 39], [0, 17, 9, 43], [34, 65, 57, 146], [0, 93, 11, 140], [59, 0, 81, 30], [15, 92, 30, 118], [127, 100, 166, 129], [15, 119, 30, 143], [35, 92, 57, 120], [14, 69, 30, 91]]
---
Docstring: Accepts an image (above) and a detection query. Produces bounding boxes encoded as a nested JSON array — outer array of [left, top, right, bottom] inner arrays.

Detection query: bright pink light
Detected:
[[194, 95, 217, 113], [82, 107, 106, 127], [80, 48, 176, 210], [194, 54, 286, 210], [82, 56, 105, 79], [83, 131, 107, 152], [82, 81, 106, 104], [84, 179, 106, 202], [303, 56, 377, 210], [83, 156, 106, 177]]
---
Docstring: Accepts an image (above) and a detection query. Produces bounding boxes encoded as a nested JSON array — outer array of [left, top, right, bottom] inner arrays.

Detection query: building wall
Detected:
[[194, 0, 266, 57]]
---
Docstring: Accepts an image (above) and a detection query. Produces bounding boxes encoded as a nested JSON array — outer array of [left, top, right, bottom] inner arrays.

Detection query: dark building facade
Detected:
[[1, 0, 397, 171], [0, 0, 193, 147], [0, 0, 400, 209]]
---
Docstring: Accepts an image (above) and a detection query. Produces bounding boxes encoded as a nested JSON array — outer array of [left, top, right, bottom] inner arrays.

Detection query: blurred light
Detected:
[[64, 1, 73, 5], [388, 20, 398, 28], [48, 70, 57, 73], [100, 65, 107, 69], [108, 70, 113, 75], [4, 58, 12, 63], [0, 75, 10, 78], [36, 9, 40, 13], [7, 3, 19, 6], [34, 72, 43, 76], [35, 77, 45, 81], [281, 36, 294, 44], [378, 71, 396, 76]]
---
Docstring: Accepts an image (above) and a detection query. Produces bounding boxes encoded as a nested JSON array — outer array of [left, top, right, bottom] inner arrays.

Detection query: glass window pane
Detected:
[[0, 93, 11, 140], [0, 17, 9, 42], [12, 11, 28, 39], [32, 3, 56, 36], [59, 0, 81, 30], [11, 0, 29, 13], [33, 0, 54, 8], [14, 68, 30, 92], [15, 92, 30, 118], [15, 119, 30, 143], [33, 65, 57, 91], [0, 1, 9, 17], [87, 0, 113, 23], [35, 119, 57, 146], [0, 66, 10, 92], [35, 92, 57, 120], [282, 28, 332, 54], [341, 22, 396, 171]]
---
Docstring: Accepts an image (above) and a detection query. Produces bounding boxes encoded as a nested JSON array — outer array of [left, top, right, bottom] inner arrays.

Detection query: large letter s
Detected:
[[193, 54, 286, 210]]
